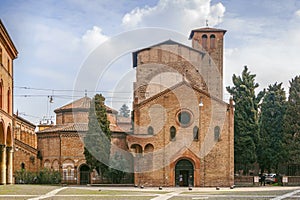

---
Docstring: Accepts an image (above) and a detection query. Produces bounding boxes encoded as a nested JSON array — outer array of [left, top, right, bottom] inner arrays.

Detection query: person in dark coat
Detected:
[[261, 174, 266, 186]]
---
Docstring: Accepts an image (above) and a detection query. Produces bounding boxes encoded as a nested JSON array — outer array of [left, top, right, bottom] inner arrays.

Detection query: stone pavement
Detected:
[[1, 185, 300, 200], [27, 187, 67, 200], [69, 185, 300, 200]]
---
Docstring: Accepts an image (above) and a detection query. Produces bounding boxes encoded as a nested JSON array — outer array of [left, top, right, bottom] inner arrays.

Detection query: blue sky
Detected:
[[1, 0, 300, 124]]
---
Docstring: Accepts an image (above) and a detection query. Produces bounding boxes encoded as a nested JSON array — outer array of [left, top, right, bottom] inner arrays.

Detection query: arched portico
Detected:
[[6, 125, 13, 184], [0, 121, 6, 184]]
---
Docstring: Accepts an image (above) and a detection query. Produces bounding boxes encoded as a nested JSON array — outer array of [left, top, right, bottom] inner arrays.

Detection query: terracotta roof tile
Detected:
[[38, 123, 127, 133], [54, 97, 91, 113], [54, 96, 118, 114], [189, 27, 227, 39], [37, 123, 88, 133]]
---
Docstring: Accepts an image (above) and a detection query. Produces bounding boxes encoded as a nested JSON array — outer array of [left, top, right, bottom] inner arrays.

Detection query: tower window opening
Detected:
[[210, 34, 216, 49], [201, 34, 208, 49]]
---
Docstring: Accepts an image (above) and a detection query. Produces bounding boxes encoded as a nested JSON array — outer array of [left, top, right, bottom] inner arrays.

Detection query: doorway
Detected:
[[175, 159, 194, 186], [79, 164, 90, 185]]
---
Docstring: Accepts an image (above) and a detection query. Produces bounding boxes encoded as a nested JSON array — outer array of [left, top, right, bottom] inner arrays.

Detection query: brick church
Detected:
[[34, 26, 234, 187], [3, 22, 234, 186], [128, 27, 234, 187]]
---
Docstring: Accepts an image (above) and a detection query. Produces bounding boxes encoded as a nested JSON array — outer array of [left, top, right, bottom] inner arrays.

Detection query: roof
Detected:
[[37, 123, 88, 133], [0, 20, 18, 59], [37, 122, 127, 133], [54, 96, 118, 114], [14, 114, 36, 128], [54, 96, 91, 113], [189, 27, 227, 39], [117, 116, 131, 123], [105, 105, 118, 114], [132, 39, 205, 68], [134, 80, 228, 109]]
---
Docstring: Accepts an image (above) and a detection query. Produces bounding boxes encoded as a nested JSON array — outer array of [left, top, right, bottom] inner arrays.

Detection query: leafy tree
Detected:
[[119, 104, 130, 118], [226, 66, 265, 174], [283, 76, 300, 166], [257, 83, 286, 173], [107, 152, 130, 183], [84, 94, 111, 175]]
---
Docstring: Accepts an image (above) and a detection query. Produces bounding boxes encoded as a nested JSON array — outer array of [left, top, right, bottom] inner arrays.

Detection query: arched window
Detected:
[[130, 144, 142, 155], [0, 80, 2, 109], [21, 163, 25, 170], [7, 88, 10, 113], [170, 126, 176, 141], [193, 126, 199, 140], [147, 126, 154, 135], [202, 34, 208, 49], [210, 34, 216, 49], [145, 144, 154, 171], [214, 126, 220, 141]]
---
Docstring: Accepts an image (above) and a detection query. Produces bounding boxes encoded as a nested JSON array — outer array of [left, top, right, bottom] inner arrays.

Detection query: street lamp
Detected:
[[199, 97, 204, 186], [199, 97, 204, 107]]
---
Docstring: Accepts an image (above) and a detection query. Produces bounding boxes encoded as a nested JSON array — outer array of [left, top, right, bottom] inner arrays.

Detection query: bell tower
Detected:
[[189, 27, 226, 98]]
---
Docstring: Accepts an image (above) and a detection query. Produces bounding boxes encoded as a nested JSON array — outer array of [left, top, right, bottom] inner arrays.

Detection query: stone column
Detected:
[[0, 144, 6, 184], [6, 146, 13, 184]]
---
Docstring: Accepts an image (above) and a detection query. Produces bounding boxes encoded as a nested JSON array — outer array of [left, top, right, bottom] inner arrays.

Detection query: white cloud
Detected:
[[222, 3, 300, 98], [35, 24, 108, 60], [81, 26, 109, 52], [224, 26, 300, 97], [14, 22, 110, 122], [122, 6, 154, 27], [122, 0, 226, 34], [295, 9, 300, 17]]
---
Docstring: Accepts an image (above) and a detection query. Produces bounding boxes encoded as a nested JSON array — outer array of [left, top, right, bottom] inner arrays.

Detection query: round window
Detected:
[[177, 110, 193, 127]]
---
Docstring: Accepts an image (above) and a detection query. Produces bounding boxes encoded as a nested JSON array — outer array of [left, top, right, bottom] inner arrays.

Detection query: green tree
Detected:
[[84, 94, 111, 175], [119, 104, 130, 118], [226, 66, 265, 174], [107, 153, 130, 183], [283, 76, 300, 166], [257, 83, 286, 173]]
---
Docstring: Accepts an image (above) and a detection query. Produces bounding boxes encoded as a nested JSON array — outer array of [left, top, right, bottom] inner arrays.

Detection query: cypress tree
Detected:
[[257, 83, 286, 173], [226, 66, 265, 174], [84, 94, 111, 175], [283, 76, 300, 168]]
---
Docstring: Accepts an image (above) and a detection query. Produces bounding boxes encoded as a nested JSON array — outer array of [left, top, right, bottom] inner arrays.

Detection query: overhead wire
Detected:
[[14, 86, 133, 124], [14, 86, 132, 94], [14, 85, 133, 102]]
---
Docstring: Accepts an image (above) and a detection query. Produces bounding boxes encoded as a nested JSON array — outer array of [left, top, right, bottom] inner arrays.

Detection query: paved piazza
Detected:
[[1, 185, 300, 199]]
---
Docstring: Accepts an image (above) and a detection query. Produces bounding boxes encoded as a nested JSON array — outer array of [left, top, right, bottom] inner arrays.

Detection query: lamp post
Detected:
[[199, 98, 204, 107], [199, 97, 204, 186]]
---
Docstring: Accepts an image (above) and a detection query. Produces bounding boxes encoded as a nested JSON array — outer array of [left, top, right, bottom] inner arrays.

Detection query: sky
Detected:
[[0, 0, 300, 124]]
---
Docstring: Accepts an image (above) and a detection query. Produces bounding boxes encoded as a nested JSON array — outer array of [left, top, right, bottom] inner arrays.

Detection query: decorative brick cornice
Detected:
[[0, 20, 18, 59], [15, 139, 38, 154]]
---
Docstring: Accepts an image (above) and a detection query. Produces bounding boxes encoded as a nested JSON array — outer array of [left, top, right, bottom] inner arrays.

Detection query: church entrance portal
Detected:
[[175, 159, 194, 187], [79, 164, 90, 185]]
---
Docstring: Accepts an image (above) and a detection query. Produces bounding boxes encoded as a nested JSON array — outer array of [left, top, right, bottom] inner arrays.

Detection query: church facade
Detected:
[[0, 20, 18, 184], [5, 24, 234, 187], [127, 27, 234, 187]]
